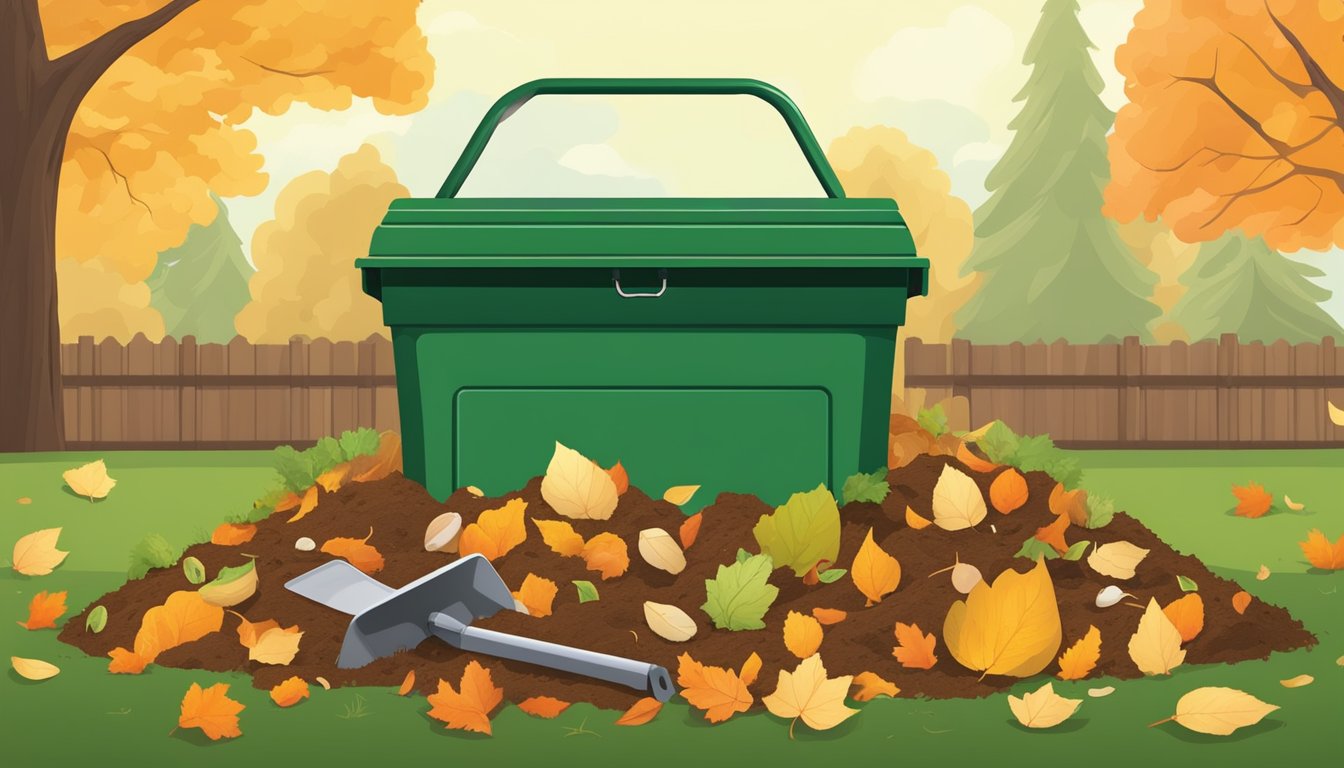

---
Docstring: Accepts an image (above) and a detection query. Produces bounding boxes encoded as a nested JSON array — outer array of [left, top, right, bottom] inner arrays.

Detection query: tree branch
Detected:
[[1226, 31, 1312, 98], [241, 56, 334, 78], [1265, 1, 1344, 124], [93, 147, 154, 220], [48, 0, 202, 97]]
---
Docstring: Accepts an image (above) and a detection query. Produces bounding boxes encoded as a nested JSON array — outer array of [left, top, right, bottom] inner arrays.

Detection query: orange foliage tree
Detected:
[[1105, 0, 1344, 251], [0, 1, 432, 450]]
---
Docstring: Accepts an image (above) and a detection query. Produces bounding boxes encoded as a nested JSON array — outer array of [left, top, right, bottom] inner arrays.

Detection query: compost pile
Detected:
[[60, 428, 1314, 712]]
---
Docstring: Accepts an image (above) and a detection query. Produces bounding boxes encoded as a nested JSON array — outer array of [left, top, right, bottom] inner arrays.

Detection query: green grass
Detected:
[[1, 450, 1341, 766]]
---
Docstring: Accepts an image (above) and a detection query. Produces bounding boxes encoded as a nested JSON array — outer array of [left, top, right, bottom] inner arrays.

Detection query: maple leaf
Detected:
[[210, 523, 256, 546], [63, 459, 116, 500], [1232, 482, 1273, 518], [269, 676, 310, 708], [1162, 594, 1205, 643], [286, 485, 320, 523], [178, 682, 244, 740], [11, 528, 68, 576], [109, 590, 224, 673], [1299, 529, 1344, 570], [811, 607, 847, 625], [532, 519, 584, 558], [459, 498, 528, 561], [427, 661, 504, 735], [1034, 513, 1071, 556], [943, 559, 1061, 678], [851, 671, 900, 702], [783, 611, 824, 659], [18, 590, 67, 630], [762, 654, 858, 738], [677, 652, 753, 723], [892, 621, 938, 669], [1008, 682, 1081, 729], [615, 697, 663, 726], [850, 528, 901, 606], [321, 528, 385, 574], [679, 513, 702, 549], [580, 532, 629, 580], [1057, 625, 1101, 681], [518, 696, 571, 719], [512, 574, 558, 618]]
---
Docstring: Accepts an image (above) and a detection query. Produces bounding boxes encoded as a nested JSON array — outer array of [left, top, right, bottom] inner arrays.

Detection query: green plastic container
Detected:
[[358, 78, 927, 510]]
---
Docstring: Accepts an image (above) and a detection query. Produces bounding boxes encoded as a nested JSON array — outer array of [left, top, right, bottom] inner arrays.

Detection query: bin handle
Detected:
[[612, 269, 668, 299], [436, 78, 846, 199]]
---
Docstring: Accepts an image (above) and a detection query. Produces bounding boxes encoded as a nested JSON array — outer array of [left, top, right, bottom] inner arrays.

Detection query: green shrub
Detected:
[[127, 533, 182, 579], [975, 420, 1083, 489]]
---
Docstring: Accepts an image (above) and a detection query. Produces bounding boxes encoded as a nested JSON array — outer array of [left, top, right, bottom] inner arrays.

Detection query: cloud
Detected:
[[559, 144, 653, 179]]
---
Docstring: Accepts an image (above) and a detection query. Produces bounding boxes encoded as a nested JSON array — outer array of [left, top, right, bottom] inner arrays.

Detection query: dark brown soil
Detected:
[[59, 455, 1314, 710]]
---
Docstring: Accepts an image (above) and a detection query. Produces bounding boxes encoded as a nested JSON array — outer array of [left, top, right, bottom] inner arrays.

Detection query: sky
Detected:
[[224, 0, 1344, 324]]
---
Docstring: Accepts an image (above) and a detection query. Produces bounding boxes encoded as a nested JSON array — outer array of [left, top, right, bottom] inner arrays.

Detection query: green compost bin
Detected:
[[358, 78, 928, 511]]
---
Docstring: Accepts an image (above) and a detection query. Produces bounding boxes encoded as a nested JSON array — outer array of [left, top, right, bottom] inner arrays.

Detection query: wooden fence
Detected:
[[904, 335, 1344, 448]]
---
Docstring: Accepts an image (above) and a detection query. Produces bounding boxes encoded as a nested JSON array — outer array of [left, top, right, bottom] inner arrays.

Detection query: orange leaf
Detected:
[[606, 461, 629, 496], [1034, 513, 1071, 556], [615, 696, 663, 726], [110, 590, 224, 673], [398, 670, 416, 696], [316, 463, 350, 493], [427, 660, 503, 735], [17, 590, 66, 630], [1299, 529, 1344, 570], [273, 491, 302, 514], [1232, 482, 1273, 519], [1057, 625, 1101, 681], [905, 505, 934, 530], [581, 532, 629, 580], [518, 696, 571, 719], [679, 513, 702, 549], [851, 528, 901, 606], [989, 468, 1029, 514], [532, 519, 585, 558], [739, 652, 763, 687], [107, 648, 151, 674], [286, 485, 319, 523], [783, 611, 824, 659], [851, 671, 900, 702], [347, 431, 403, 483], [269, 676, 310, 708], [1048, 483, 1090, 526], [210, 523, 256, 546], [178, 682, 244, 740], [811, 607, 847, 626], [676, 652, 753, 723], [892, 621, 938, 669], [512, 573, 558, 618], [321, 527, 385, 574], [956, 441, 1000, 473], [231, 613, 280, 648], [1162, 593, 1205, 643], [459, 498, 528, 561], [801, 558, 831, 586], [1232, 591, 1252, 615]]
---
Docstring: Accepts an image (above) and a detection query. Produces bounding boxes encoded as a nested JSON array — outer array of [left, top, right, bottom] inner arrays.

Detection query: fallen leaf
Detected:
[[16, 497, 32, 504], [931, 465, 988, 531], [518, 696, 571, 718], [841, 467, 890, 505], [63, 459, 116, 500], [11, 528, 68, 576], [458, 498, 528, 562], [1162, 594, 1204, 643], [679, 513, 702, 549], [1330, 400, 1344, 426], [783, 611, 824, 659], [314, 676, 330, 690], [1283, 495, 1305, 512], [890, 428, 935, 469], [315, 463, 349, 493], [210, 524, 256, 546], [17, 590, 67, 630], [1087, 541, 1150, 579], [286, 485, 319, 523], [638, 528, 686, 575], [663, 485, 700, 506], [108, 590, 224, 673], [580, 532, 629, 580], [1034, 514, 1071, 556], [892, 621, 938, 669], [943, 559, 1061, 678], [850, 528, 902, 606], [606, 461, 629, 496], [955, 441, 1000, 473], [1176, 574, 1199, 592], [269, 676, 310, 707], [178, 682, 244, 740], [1256, 564, 1271, 581], [540, 442, 618, 520], [1299, 529, 1344, 570], [321, 528, 385, 574], [677, 652, 753, 723], [1153, 686, 1277, 735], [1280, 674, 1313, 688], [427, 661, 504, 735], [1128, 598, 1186, 675], [752, 485, 841, 576], [346, 430, 402, 483], [198, 560, 259, 607], [739, 652, 762, 687], [702, 552, 779, 630], [398, 670, 416, 696], [615, 697, 662, 726], [533, 519, 585, 558], [905, 505, 934, 530], [1008, 682, 1082, 729], [811, 607, 847, 626], [1048, 483, 1090, 526], [1057, 625, 1101, 681], [851, 671, 899, 702], [512, 574, 558, 618], [250, 625, 303, 665], [1232, 590, 1252, 615], [573, 579, 599, 603], [990, 469, 1029, 514], [10, 656, 59, 680], [1232, 482, 1273, 518], [762, 654, 857, 737], [1088, 686, 1115, 698], [273, 491, 302, 514], [644, 601, 698, 642]]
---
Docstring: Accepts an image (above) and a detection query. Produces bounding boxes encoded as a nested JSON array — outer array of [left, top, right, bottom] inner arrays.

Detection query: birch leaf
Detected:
[[931, 465, 987, 531], [1087, 541, 1150, 579], [1128, 598, 1186, 675], [540, 442, 618, 520], [11, 528, 68, 576], [850, 528, 901, 606], [63, 459, 116, 500], [943, 558, 1061, 678], [752, 485, 841, 577], [1157, 687, 1278, 735]]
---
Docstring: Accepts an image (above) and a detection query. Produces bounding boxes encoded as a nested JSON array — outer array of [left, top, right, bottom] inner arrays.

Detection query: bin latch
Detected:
[[612, 269, 668, 299]]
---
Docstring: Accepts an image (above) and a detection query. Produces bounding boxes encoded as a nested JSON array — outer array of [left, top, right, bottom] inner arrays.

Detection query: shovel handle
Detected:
[[430, 612, 676, 702]]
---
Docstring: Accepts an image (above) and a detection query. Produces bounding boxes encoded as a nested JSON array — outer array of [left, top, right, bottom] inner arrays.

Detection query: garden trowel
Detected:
[[284, 554, 676, 701]]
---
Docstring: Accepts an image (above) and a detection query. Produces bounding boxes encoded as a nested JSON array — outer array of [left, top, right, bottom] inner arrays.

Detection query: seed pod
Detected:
[[182, 556, 206, 585], [295, 537, 316, 551], [637, 528, 686, 575], [1095, 585, 1134, 608], [424, 511, 463, 553], [951, 561, 983, 594], [643, 601, 697, 642]]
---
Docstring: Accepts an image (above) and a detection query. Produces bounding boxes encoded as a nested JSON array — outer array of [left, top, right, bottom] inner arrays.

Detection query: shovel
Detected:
[[284, 554, 676, 701]]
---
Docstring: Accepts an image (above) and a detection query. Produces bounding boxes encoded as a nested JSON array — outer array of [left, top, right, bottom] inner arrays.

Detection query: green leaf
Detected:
[[86, 605, 108, 634], [1062, 540, 1090, 561], [735, 548, 752, 564], [1083, 495, 1116, 529], [1177, 575, 1199, 592], [182, 556, 206, 584], [127, 533, 181, 579], [207, 559, 256, 587], [1014, 537, 1059, 561], [817, 568, 847, 584], [752, 485, 841, 577], [702, 553, 779, 631], [841, 467, 890, 505], [573, 580, 599, 603], [272, 445, 319, 493], [338, 428, 381, 461], [917, 404, 950, 438], [977, 421, 1020, 465], [310, 437, 344, 474]]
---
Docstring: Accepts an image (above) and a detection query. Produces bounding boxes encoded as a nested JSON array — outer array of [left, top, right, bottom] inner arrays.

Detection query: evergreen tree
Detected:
[[957, 0, 1159, 343], [147, 194, 252, 342], [1171, 233, 1342, 343]]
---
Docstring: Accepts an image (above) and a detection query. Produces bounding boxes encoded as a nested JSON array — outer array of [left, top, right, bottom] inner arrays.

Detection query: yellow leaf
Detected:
[[783, 611, 823, 659], [532, 519, 585, 558], [286, 485, 319, 523], [315, 463, 350, 493], [109, 591, 223, 673], [10, 656, 60, 680], [427, 661, 504, 735], [931, 465, 987, 531], [739, 652, 763, 687], [662, 485, 700, 506], [1087, 541, 1150, 579], [540, 442, 618, 520], [178, 682, 244, 741], [892, 621, 938, 669], [458, 498, 528, 561], [63, 459, 116, 500], [677, 653, 753, 723], [512, 574, 558, 618], [904, 505, 933, 530], [1162, 594, 1205, 643], [580, 532, 629, 580], [1155, 687, 1278, 735], [1328, 400, 1344, 427], [269, 676, 310, 707], [1057, 625, 1101, 681], [643, 601, 697, 642], [637, 528, 686, 575], [1128, 597, 1186, 675], [850, 528, 901, 606], [250, 625, 303, 665], [1283, 495, 1305, 511], [943, 558, 1061, 679], [1008, 682, 1082, 729], [1256, 564, 1271, 581], [11, 528, 68, 576], [615, 696, 663, 726], [762, 654, 857, 738], [1279, 674, 1313, 688], [851, 671, 899, 702]]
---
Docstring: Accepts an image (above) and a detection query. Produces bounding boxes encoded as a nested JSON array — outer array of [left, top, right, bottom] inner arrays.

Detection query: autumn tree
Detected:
[[1105, 0, 1344, 251], [234, 145, 399, 343], [57, 258, 165, 343], [1115, 218, 1201, 343], [0, 1, 432, 450], [146, 194, 252, 343], [957, 0, 1160, 344]]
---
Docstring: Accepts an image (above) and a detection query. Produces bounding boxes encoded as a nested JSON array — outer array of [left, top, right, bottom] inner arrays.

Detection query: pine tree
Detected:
[[146, 194, 252, 342], [1170, 233, 1342, 343], [957, 0, 1159, 343]]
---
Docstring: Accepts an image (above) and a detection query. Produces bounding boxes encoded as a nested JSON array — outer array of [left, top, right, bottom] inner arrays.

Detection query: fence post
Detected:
[[1120, 336, 1142, 442]]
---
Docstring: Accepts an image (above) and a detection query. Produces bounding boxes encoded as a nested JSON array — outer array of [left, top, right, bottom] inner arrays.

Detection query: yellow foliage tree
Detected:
[[57, 258, 166, 343], [1115, 218, 1202, 343], [235, 145, 401, 342]]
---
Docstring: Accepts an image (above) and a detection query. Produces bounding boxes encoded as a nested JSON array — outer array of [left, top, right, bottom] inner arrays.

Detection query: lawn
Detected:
[[1, 449, 1341, 766]]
